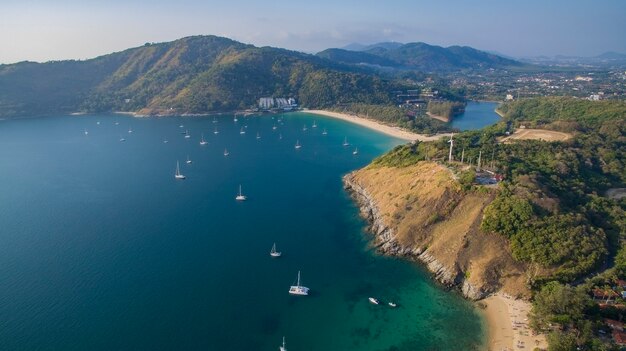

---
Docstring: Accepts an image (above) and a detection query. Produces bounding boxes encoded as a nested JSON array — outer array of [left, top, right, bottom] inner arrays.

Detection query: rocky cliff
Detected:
[[343, 162, 529, 300]]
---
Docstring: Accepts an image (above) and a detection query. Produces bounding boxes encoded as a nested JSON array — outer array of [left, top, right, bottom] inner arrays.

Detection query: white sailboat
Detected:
[[214, 127, 219, 135], [353, 147, 358, 155], [213, 117, 218, 124], [270, 243, 282, 257], [294, 140, 301, 149], [119, 136, 126, 142], [279, 336, 287, 351], [342, 136, 349, 146], [240, 127, 246, 135], [84, 128, 88, 135], [115, 121, 120, 125], [128, 127, 133, 134], [200, 134, 208, 145], [302, 125, 308, 131], [279, 133, 283, 140], [175, 161, 186, 180], [322, 128, 327, 135], [312, 120, 317, 128], [186, 155, 192, 164], [223, 148, 229, 156], [235, 184, 247, 201], [184, 130, 191, 138], [289, 271, 309, 296], [233, 115, 238, 122], [256, 132, 261, 140], [272, 124, 278, 130]]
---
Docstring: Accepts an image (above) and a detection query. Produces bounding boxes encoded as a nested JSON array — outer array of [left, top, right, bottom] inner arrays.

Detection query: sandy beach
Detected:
[[304, 110, 451, 142], [481, 293, 547, 351]]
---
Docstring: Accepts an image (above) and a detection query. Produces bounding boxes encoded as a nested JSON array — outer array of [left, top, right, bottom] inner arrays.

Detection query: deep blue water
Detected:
[[450, 101, 501, 131], [0, 112, 485, 350]]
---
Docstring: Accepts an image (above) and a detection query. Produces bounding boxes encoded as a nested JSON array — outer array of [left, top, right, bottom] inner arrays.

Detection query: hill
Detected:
[[319, 41, 522, 72], [0, 35, 399, 118]]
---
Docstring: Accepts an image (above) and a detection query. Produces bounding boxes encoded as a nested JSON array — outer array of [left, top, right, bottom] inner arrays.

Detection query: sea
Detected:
[[0, 102, 498, 350]]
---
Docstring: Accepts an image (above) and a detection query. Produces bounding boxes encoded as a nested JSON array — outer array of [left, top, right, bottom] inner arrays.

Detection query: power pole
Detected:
[[448, 133, 454, 162]]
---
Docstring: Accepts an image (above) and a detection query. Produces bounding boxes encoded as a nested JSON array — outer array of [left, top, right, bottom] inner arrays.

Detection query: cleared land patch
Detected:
[[500, 128, 572, 143]]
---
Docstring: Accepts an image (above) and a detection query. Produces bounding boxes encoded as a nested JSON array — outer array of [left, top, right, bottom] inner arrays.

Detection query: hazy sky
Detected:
[[1, 0, 625, 64]]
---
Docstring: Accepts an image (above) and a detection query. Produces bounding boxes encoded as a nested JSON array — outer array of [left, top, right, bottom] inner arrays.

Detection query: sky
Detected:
[[1, 0, 625, 64]]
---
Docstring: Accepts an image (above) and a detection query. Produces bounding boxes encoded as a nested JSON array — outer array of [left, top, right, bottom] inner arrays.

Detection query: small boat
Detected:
[[214, 127, 219, 135], [240, 127, 246, 135], [342, 136, 349, 147], [312, 121, 317, 128], [279, 336, 287, 351], [119, 136, 126, 142], [388, 302, 397, 307], [279, 133, 283, 140], [233, 116, 238, 122], [184, 130, 191, 138], [213, 117, 218, 124], [294, 140, 301, 149], [186, 155, 192, 164], [84, 129, 88, 135], [175, 161, 186, 180], [163, 139, 169, 143], [322, 128, 327, 135], [179, 124, 184, 128], [223, 148, 229, 156], [96, 121, 100, 125], [114, 121, 120, 126], [128, 127, 133, 134], [235, 184, 247, 201], [272, 125, 277, 130], [270, 243, 282, 257], [353, 147, 358, 155], [288, 271, 309, 296], [368, 297, 379, 305], [256, 132, 261, 140], [302, 125, 307, 131], [200, 134, 208, 145]]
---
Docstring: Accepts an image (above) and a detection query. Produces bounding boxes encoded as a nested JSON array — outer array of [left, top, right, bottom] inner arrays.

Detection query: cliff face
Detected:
[[344, 162, 529, 300]]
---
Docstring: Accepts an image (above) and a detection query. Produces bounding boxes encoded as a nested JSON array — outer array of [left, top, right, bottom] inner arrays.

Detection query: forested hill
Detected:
[[317, 42, 522, 71], [0, 35, 398, 118]]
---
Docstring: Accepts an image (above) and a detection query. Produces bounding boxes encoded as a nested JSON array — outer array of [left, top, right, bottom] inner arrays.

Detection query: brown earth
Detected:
[[344, 162, 529, 300], [499, 128, 573, 143]]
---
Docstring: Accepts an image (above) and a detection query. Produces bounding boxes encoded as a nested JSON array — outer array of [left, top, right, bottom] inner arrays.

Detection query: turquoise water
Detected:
[[0, 112, 485, 350], [450, 101, 500, 131]]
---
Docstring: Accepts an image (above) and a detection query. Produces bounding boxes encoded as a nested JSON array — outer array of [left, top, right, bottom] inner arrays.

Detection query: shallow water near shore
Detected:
[[0, 112, 485, 350]]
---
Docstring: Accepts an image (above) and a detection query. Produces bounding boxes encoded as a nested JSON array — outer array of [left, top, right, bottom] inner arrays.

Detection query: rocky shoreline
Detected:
[[344, 171, 487, 300]]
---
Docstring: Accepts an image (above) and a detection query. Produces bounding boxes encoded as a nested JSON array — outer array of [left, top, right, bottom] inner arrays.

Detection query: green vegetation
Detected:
[[372, 97, 626, 349], [331, 103, 454, 134], [427, 101, 466, 120], [0, 35, 401, 118]]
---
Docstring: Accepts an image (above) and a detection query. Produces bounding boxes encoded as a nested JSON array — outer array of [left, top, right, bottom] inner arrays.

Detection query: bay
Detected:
[[0, 112, 485, 350], [450, 101, 501, 131]]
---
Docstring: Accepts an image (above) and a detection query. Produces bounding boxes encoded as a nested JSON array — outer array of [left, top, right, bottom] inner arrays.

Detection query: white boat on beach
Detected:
[[288, 271, 309, 296], [368, 297, 379, 305], [235, 184, 247, 201], [270, 243, 282, 257], [174, 161, 185, 180]]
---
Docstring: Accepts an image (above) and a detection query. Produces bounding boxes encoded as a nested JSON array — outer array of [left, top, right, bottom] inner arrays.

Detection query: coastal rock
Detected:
[[343, 162, 529, 300]]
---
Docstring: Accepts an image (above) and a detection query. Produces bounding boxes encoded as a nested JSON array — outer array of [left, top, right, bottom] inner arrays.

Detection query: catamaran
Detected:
[[289, 271, 309, 296], [279, 336, 287, 351], [342, 136, 349, 146], [175, 161, 185, 180], [294, 140, 301, 149], [235, 184, 247, 201], [270, 243, 282, 257], [200, 134, 208, 145]]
